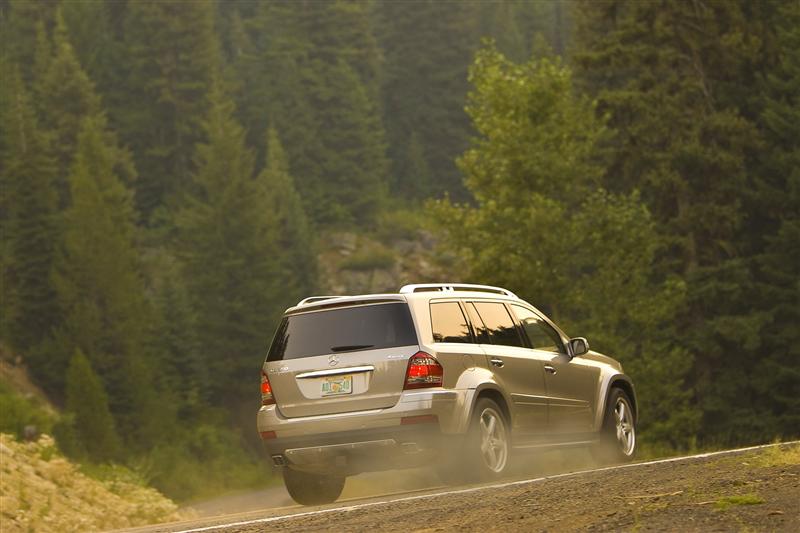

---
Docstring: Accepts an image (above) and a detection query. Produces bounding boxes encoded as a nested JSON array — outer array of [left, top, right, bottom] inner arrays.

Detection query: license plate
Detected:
[[321, 375, 352, 396]]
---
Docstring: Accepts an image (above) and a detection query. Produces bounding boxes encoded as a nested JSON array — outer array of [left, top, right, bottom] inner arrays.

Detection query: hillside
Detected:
[[0, 433, 190, 532]]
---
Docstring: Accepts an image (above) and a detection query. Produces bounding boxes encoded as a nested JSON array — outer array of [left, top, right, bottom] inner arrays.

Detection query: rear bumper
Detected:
[[256, 388, 472, 474]]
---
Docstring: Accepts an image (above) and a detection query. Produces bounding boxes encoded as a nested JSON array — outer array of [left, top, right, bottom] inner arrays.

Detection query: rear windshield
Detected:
[[267, 302, 418, 361]]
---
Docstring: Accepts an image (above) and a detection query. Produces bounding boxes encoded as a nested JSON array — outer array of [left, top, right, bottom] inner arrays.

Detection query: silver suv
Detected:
[[257, 284, 637, 505]]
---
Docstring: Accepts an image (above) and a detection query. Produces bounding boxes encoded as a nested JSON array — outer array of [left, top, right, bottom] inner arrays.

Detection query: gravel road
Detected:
[[121, 442, 799, 533]]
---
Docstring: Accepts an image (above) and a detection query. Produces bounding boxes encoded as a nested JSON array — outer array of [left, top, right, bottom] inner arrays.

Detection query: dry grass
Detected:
[[0, 434, 191, 533]]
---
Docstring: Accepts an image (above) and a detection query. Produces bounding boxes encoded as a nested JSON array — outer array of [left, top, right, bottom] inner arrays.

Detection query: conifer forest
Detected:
[[1, 0, 798, 500]]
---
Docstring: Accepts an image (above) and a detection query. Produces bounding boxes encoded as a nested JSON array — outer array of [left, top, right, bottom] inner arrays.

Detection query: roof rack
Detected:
[[399, 283, 517, 298], [296, 295, 343, 306]]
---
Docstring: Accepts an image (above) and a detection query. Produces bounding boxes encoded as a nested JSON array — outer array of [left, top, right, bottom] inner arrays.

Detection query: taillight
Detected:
[[404, 351, 443, 389], [261, 370, 275, 405]]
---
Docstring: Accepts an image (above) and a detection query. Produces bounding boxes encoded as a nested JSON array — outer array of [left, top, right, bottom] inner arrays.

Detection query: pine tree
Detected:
[[259, 128, 317, 305], [752, 0, 800, 436], [65, 349, 121, 462], [120, 0, 220, 218], [52, 114, 161, 447], [402, 131, 432, 200], [60, 0, 124, 103], [0, 66, 60, 356], [145, 249, 206, 418], [236, 0, 387, 225], [175, 81, 281, 409], [0, 0, 57, 83], [34, 11, 102, 176], [310, 57, 388, 224], [377, 0, 480, 199], [572, 0, 777, 444]]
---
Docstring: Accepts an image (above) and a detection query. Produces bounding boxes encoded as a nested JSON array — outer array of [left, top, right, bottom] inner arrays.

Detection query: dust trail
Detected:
[[339, 467, 441, 500]]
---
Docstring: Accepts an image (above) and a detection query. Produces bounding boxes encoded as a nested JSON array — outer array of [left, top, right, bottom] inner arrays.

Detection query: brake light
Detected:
[[261, 370, 275, 405], [403, 351, 443, 389]]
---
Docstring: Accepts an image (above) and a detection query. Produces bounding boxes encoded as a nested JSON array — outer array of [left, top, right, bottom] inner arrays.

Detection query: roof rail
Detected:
[[296, 295, 343, 306], [399, 283, 517, 298]]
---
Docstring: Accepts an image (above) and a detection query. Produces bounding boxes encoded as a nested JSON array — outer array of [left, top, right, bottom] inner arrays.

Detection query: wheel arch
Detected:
[[470, 383, 513, 431], [595, 374, 638, 431]]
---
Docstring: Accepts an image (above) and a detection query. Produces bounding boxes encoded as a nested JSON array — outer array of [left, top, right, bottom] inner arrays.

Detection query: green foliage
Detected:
[[52, 114, 163, 449], [175, 81, 281, 409], [374, 207, 426, 244], [259, 128, 317, 303], [119, 0, 219, 218], [750, 0, 800, 438], [436, 44, 697, 446], [715, 494, 764, 510], [144, 424, 272, 501], [340, 248, 396, 272], [34, 11, 102, 180], [0, 66, 60, 355], [0, 0, 57, 84], [0, 381, 56, 439], [572, 0, 796, 445], [237, 1, 388, 225], [378, 0, 479, 199], [1, 0, 798, 504], [64, 349, 121, 462]]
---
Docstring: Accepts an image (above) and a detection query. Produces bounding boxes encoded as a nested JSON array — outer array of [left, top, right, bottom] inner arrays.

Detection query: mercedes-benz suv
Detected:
[[257, 283, 637, 505]]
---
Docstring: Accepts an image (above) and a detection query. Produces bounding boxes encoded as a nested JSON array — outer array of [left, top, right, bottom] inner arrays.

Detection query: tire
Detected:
[[438, 397, 511, 484], [593, 387, 636, 464], [282, 468, 345, 506]]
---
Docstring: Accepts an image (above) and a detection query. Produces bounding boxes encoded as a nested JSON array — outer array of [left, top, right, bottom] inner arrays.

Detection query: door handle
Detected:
[[490, 358, 504, 368], [544, 365, 557, 375]]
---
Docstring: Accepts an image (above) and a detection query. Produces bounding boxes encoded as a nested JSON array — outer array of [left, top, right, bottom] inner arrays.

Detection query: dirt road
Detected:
[[122, 442, 799, 533]]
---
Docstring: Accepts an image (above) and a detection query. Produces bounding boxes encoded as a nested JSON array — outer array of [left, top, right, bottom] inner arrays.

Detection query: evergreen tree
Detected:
[[0, 0, 57, 83], [236, 0, 387, 225], [310, 57, 388, 224], [377, 0, 480, 199], [120, 0, 220, 218], [752, 1, 800, 436], [52, 114, 161, 447], [572, 0, 780, 443], [259, 128, 317, 304], [436, 45, 696, 447], [60, 0, 124, 103], [65, 349, 121, 462], [32, 10, 135, 205], [34, 11, 101, 174], [402, 131, 432, 200], [175, 81, 281, 410], [0, 66, 59, 355], [145, 249, 206, 418]]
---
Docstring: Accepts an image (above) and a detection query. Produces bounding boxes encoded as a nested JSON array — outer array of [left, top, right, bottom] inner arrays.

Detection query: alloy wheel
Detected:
[[478, 407, 508, 473], [614, 397, 635, 456]]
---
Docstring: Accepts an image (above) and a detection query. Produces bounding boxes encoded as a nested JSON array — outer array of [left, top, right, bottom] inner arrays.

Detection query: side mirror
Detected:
[[570, 337, 589, 357]]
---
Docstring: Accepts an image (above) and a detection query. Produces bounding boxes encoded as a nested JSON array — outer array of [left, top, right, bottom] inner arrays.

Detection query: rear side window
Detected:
[[430, 302, 472, 343], [267, 303, 418, 361], [465, 302, 490, 343], [471, 302, 524, 347]]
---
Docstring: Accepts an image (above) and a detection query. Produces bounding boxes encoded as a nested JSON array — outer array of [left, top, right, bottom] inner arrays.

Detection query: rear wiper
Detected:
[[330, 344, 374, 352]]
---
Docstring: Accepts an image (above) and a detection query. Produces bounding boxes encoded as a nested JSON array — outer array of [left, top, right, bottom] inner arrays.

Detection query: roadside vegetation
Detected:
[[0, 433, 189, 533], [0, 0, 797, 523]]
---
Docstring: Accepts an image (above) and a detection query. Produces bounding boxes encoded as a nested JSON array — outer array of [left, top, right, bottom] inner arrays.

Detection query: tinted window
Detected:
[[472, 302, 524, 347], [267, 303, 418, 361], [511, 305, 565, 353], [431, 302, 472, 343], [465, 303, 490, 343]]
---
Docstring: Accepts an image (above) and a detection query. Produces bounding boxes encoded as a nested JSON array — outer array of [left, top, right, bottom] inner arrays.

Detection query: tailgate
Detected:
[[263, 302, 420, 418]]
